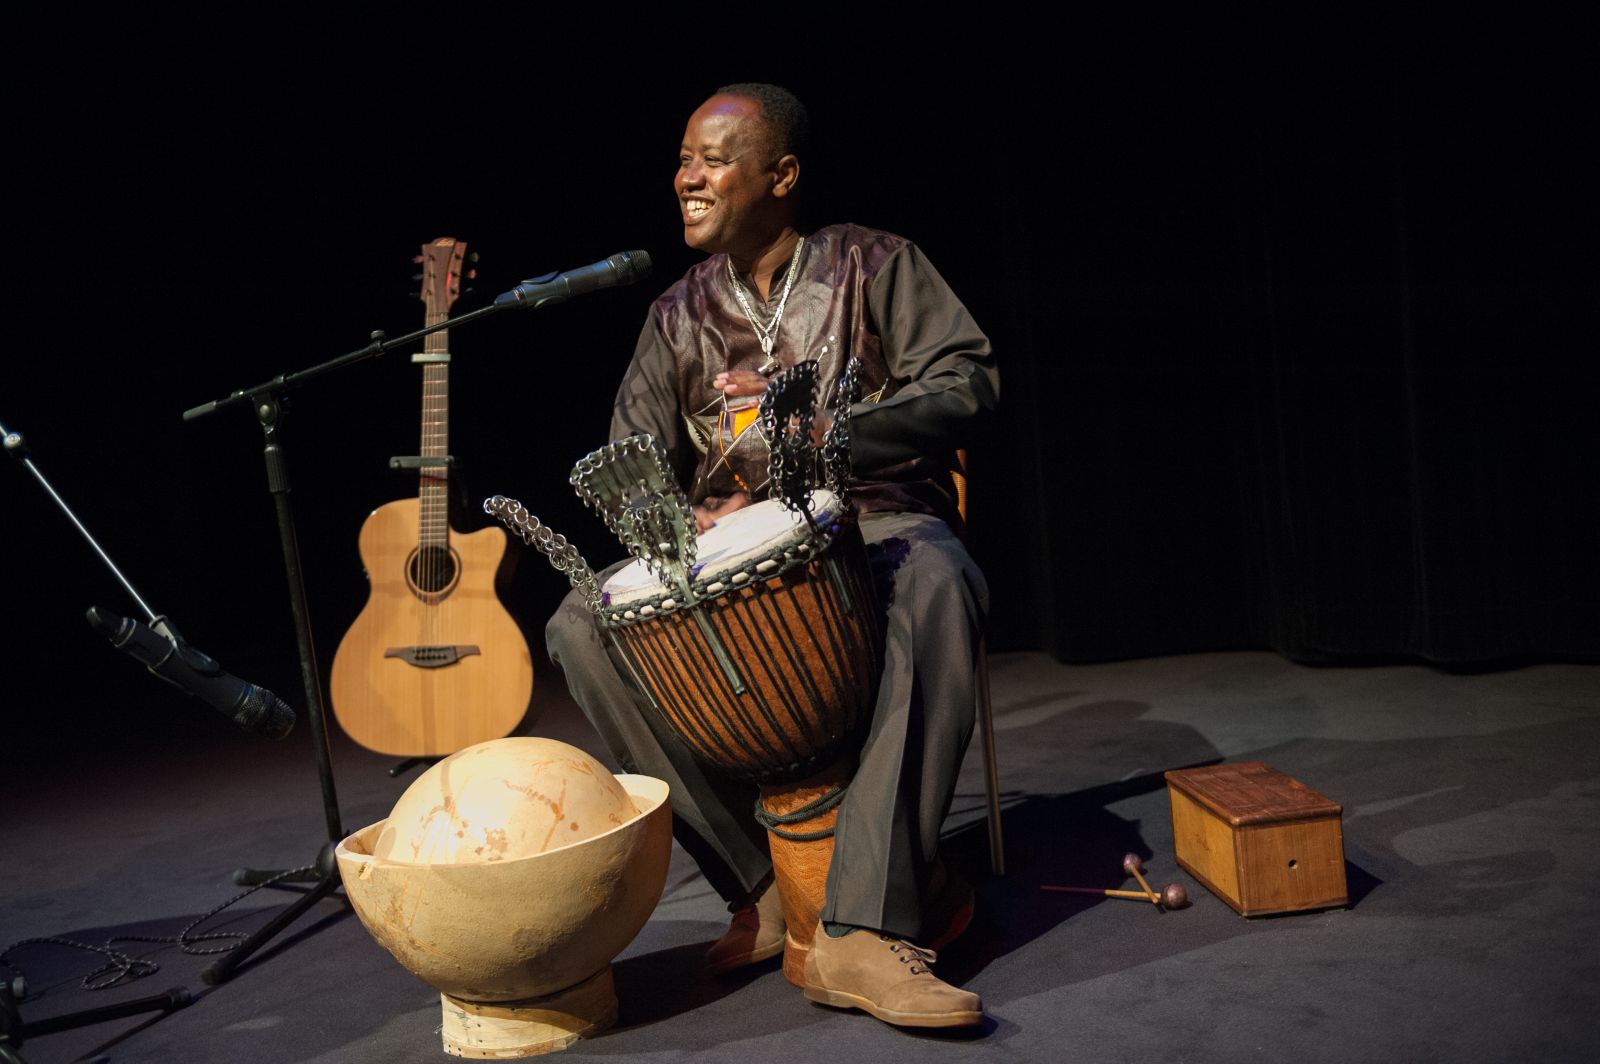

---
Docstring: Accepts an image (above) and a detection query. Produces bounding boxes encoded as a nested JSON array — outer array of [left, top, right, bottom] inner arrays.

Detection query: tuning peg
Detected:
[[412, 254, 425, 264], [465, 268, 478, 280], [467, 251, 481, 263], [412, 273, 424, 282]]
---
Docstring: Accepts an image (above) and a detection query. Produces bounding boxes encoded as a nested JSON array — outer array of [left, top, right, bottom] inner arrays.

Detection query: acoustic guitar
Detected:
[[330, 237, 533, 756]]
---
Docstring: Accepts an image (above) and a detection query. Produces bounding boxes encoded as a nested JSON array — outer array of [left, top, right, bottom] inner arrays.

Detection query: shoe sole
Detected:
[[803, 986, 983, 1028]]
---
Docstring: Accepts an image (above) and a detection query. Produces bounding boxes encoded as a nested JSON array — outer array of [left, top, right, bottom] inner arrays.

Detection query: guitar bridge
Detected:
[[384, 645, 481, 668]]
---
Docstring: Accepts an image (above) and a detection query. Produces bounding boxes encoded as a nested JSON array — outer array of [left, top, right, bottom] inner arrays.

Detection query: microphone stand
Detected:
[[1, 422, 211, 1047], [180, 297, 528, 985], [2, 419, 165, 626]]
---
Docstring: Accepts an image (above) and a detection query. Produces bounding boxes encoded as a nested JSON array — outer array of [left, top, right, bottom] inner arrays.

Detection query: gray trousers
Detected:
[[544, 510, 987, 941]]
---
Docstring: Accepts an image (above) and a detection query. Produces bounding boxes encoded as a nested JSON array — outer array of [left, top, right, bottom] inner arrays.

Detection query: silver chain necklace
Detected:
[[727, 234, 806, 374]]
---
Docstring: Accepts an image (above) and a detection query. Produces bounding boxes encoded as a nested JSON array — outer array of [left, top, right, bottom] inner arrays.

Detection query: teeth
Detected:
[[686, 201, 710, 216]]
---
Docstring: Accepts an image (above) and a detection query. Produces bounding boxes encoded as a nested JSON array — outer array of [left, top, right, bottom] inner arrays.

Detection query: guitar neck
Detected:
[[419, 320, 450, 549], [415, 237, 467, 552]]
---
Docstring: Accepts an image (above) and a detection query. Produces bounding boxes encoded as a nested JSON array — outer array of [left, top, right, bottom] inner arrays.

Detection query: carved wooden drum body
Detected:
[[598, 490, 882, 784]]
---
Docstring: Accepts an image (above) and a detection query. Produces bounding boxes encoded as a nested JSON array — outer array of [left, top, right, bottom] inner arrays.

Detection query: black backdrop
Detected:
[[5, 21, 1596, 763]]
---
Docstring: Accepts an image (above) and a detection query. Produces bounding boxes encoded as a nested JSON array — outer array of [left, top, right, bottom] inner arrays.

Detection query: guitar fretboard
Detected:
[[416, 238, 463, 554], [419, 324, 450, 551]]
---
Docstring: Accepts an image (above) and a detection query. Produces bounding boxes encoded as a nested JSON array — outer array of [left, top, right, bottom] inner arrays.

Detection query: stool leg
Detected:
[[976, 636, 1005, 876]]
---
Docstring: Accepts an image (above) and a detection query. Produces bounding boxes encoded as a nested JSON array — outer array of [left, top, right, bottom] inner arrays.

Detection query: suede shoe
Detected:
[[803, 924, 983, 1028], [706, 879, 786, 974]]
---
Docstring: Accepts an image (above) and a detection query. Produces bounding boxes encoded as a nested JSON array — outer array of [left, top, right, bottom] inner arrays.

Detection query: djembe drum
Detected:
[[487, 359, 883, 985], [598, 487, 881, 981]]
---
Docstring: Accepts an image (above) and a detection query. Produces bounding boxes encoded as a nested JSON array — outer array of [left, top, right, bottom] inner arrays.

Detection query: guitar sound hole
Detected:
[[409, 546, 459, 594]]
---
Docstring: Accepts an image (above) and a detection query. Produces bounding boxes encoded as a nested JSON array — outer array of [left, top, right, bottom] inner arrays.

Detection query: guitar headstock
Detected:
[[415, 237, 478, 324]]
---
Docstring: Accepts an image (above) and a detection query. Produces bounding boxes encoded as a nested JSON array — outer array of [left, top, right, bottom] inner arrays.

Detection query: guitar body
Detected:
[[332, 497, 533, 756]]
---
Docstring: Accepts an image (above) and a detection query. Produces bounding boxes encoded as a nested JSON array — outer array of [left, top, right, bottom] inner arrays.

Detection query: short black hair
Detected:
[[715, 82, 810, 161]]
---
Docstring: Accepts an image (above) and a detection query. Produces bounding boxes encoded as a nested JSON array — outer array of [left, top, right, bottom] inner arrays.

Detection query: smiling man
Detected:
[[546, 83, 998, 1029]]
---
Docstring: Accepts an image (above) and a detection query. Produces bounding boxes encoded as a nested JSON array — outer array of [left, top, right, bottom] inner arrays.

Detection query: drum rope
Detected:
[[753, 784, 849, 841]]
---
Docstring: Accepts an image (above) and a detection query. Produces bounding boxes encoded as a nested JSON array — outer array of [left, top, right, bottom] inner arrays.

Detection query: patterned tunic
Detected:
[[611, 224, 998, 524]]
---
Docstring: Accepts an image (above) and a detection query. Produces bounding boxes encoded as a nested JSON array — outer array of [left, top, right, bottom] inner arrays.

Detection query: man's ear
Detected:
[[771, 154, 800, 199]]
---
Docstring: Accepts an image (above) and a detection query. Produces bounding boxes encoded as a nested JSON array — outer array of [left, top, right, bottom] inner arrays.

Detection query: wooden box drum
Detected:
[[1165, 761, 1348, 917], [599, 489, 884, 984], [335, 738, 672, 1057]]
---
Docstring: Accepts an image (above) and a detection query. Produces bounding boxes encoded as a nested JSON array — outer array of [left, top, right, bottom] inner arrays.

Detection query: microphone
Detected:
[[493, 250, 652, 310], [86, 607, 296, 740]]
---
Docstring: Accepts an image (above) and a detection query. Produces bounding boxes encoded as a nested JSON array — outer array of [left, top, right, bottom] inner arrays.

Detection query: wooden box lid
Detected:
[[1164, 761, 1341, 826]]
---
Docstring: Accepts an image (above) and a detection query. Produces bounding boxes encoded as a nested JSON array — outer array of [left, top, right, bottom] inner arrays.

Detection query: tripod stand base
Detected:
[[202, 861, 343, 986], [231, 866, 320, 888], [440, 967, 616, 1059]]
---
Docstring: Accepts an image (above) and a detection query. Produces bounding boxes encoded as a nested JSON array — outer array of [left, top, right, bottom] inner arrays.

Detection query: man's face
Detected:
[[675, 94, 782, 256]]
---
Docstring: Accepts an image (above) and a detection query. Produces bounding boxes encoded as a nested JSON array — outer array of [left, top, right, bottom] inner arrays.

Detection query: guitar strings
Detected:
[[419, 253, 453, 646]]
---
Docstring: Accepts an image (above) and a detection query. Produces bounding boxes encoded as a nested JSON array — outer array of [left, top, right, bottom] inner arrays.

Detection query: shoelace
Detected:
[[882, 935, 938, 976]]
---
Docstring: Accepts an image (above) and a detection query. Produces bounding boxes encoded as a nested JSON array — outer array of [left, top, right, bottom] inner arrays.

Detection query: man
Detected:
[[546, 83, 998, 1029]]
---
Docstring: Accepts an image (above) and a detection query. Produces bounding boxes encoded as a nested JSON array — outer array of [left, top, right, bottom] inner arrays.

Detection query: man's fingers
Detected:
[[810, 411, 834, 448], [714, 370, 770, 397], [693, 492, 753, 531]]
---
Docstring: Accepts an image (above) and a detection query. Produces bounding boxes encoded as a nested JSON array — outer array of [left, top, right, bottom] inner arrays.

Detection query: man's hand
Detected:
[[713, 370, 768, 397], [693, 492, 752, 532]]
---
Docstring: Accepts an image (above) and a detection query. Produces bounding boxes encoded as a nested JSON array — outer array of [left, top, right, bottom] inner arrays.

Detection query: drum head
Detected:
[[602, 490, 841, 610]]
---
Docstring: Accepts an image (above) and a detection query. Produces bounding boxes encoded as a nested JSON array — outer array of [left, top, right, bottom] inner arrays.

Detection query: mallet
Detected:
[[1123, 854, 1189, 908], [1042, 884, 1189, 907], [1040, 852, 1191, 910], [1122, 853, 1161, 903]]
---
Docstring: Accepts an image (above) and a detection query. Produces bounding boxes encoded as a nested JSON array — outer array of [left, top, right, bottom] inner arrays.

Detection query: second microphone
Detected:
[[493, 250, 652, 311]]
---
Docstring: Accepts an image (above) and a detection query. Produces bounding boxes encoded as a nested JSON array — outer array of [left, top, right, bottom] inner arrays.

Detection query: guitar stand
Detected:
[[388, 756, 441, 779]]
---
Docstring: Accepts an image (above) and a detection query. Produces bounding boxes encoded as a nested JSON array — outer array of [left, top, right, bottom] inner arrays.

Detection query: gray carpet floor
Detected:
[[4, 651, 1597, 1063]]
